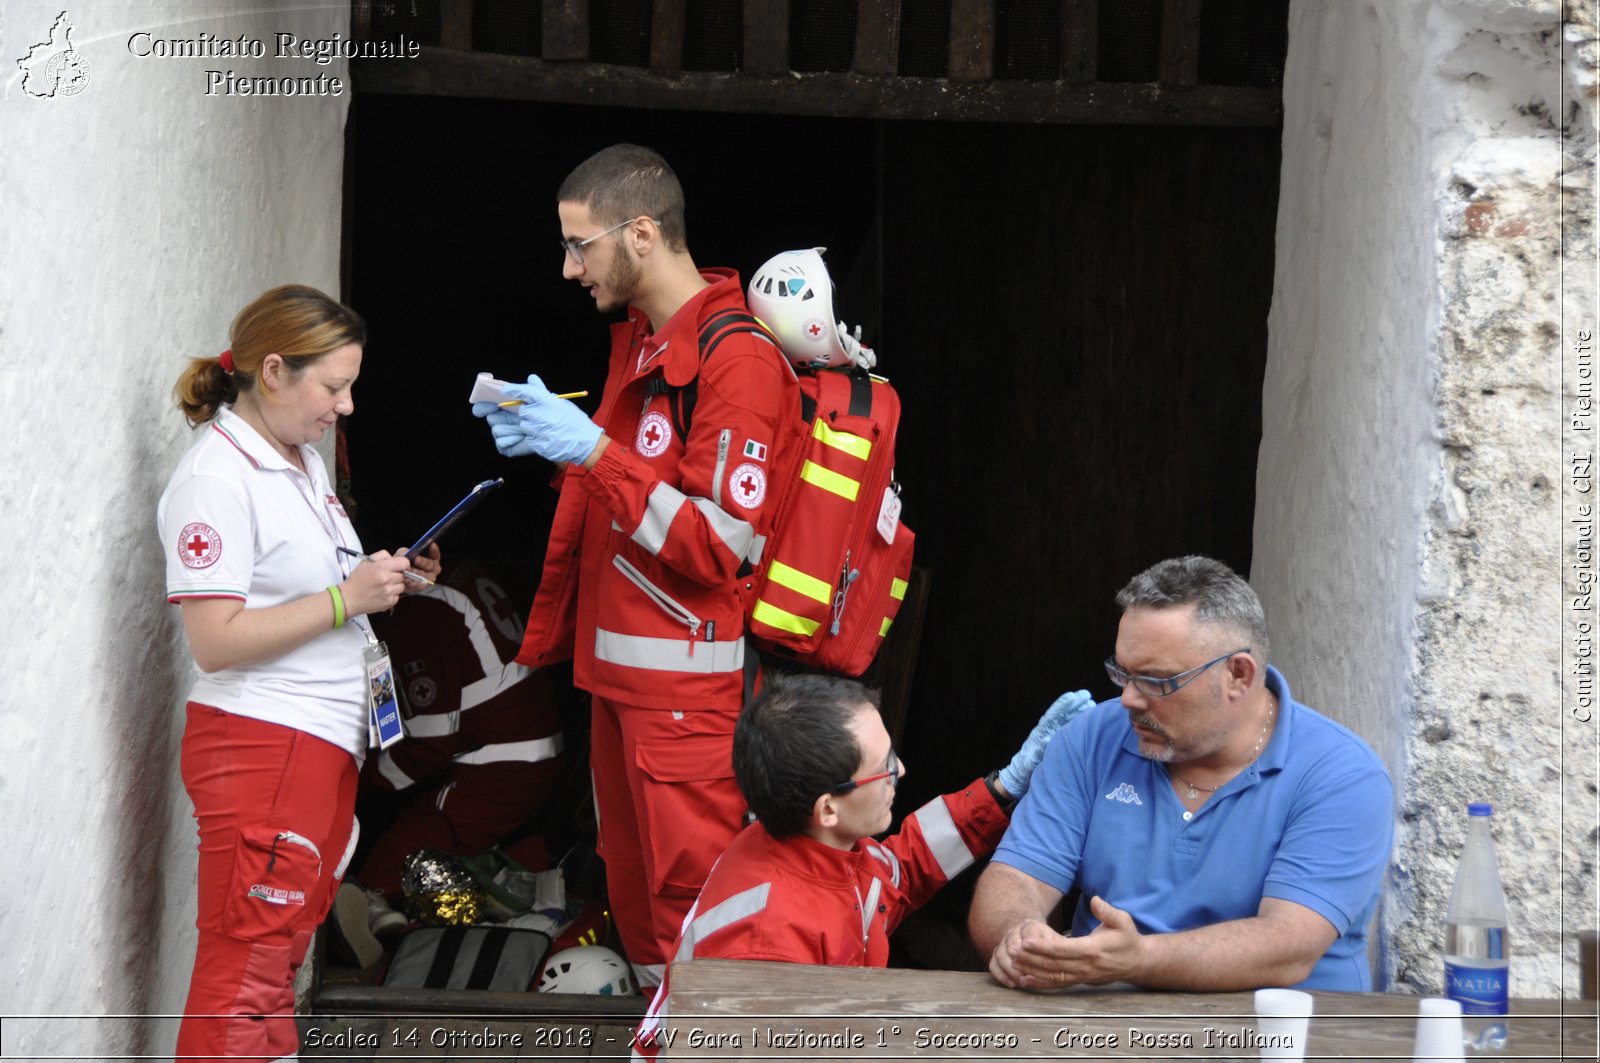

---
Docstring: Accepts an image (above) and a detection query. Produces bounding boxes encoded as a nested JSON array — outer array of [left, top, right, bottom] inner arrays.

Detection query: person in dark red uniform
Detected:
[[471, 144, 799, 986], [353, 565, 565, 905]]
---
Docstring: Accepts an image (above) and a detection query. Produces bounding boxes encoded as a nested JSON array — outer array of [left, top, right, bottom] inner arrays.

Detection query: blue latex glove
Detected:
[[997, 689, 1094, 799], [483, 375, 602, 464]]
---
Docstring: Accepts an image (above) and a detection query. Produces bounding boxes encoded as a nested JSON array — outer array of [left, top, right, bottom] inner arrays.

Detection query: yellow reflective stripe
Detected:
[[813, 419, 872, 460], [879, 617, 894, 637], [768, 560, 831, 606], [890, 577, 908, 600], [800, 460, 859, 501], [752, 599, 822, 637]]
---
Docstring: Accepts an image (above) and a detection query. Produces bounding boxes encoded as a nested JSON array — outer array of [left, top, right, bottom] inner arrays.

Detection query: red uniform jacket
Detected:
[[631, 780, 1009, 1058], [518, 270, 799, 710]]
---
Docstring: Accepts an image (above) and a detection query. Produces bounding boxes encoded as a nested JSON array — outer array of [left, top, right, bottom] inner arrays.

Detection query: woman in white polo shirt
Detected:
[[157, 284, 439, 1062]]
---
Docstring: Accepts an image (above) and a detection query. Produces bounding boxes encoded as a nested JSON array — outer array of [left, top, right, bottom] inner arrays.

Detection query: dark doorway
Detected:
[[344, 94, 1278, 956]]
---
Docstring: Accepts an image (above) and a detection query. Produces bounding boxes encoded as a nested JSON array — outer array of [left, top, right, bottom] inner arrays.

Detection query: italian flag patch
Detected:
[[743, 440, 768, 462]]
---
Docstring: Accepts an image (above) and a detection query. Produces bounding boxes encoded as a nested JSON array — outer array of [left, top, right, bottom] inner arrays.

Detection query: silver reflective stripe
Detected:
[[912, 797, 973, 880], [454, 734, 565, 766], [713, 428, 731, 506], [864, 842, 902, 890], [376, 751, 416, 790], [678, 882, 771, 961], [860, 877, 883, 941], [334, 816, 360, 880], [746, 532, 767, 566], [632, 961, 667, 988], [632, 483, 688, 557], [594, 628, 745, 674], [404, 710, 460, 738], [613, 556, 700, 630], [689, 497, 756, 558]]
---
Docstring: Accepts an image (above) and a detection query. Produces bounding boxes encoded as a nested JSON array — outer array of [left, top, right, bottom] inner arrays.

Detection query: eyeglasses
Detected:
[[1103, 648, 1250, 698], [559, 216, 658, 265], [829, 748, 900, 794]]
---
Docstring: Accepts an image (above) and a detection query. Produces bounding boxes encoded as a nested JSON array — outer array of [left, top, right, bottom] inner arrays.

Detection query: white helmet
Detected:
[[748, 247, 874, 371], [536, 945, 637, 996]]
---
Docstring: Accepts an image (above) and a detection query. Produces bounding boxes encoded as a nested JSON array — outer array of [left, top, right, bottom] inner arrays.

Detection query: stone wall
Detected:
[[0, 2, 349, 1056], [1257, 0, 1595, 997]]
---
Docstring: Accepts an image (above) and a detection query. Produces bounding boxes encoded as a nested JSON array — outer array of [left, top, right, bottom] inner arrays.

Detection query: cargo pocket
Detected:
[[223, 825, 323, 940], [634, 734, 740, 896]]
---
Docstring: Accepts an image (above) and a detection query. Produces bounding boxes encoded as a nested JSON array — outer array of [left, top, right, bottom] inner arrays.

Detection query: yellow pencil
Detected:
[[499, 390, 589, 407]]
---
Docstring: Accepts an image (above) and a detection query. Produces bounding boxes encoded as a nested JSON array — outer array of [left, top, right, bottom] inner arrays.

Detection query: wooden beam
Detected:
[[438, 0, 473, 51], [650, 0, 688, 71], [351, 48, 1284, 127], [1061, 0, 1097, 83], [948, 0, 994, 82], [854, 0, 900, 76], [542, 0, 588, 61], [1159, 0, 1203, 89], [743, 0, 789, 74]]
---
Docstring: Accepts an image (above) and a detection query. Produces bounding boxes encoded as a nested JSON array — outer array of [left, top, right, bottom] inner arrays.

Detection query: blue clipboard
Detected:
[[407, 478, 504, 558]]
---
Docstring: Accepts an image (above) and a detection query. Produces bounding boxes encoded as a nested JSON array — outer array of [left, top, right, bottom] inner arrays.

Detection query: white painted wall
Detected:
[[0, 2, 349, 1056], [1257, 0, 1596, 997]]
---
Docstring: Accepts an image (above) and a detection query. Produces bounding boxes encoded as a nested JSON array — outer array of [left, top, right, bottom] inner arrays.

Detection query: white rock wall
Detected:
[[1258, 0, 1595, 998], [0, 2, 349, 1056]]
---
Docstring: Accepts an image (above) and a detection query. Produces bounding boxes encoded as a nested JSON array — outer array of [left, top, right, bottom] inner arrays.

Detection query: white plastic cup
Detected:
[[1254, 988, 1314, 1059], [1412, 997, 1466, 1063]]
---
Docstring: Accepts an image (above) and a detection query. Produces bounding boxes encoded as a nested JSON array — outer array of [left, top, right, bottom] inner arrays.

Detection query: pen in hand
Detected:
[[499, 390, 589, 407], [337, 546, 434, 585]]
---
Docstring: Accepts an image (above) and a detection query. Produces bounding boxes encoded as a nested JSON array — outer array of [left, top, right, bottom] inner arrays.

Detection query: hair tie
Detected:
[[218, 349, 235, 374]]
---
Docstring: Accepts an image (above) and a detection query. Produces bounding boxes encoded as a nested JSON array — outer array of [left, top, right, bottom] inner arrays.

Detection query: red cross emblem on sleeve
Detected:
[[636, 411, 672, 458], [178, 522, 222, 569], [728, 463, 767, 509]]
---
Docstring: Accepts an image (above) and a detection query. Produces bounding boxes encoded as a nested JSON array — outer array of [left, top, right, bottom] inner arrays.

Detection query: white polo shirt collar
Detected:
[[212, 406, 313, 474]]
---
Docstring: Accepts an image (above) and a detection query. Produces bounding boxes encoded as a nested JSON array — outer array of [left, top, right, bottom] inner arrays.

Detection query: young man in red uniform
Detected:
[[630, 672, 1090, 1058], [472, 144, 800, 985]]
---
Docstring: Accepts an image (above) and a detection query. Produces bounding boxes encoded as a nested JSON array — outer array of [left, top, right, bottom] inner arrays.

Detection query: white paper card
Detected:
[[876, 486, 902, 544], [469, 372, 512, 405]]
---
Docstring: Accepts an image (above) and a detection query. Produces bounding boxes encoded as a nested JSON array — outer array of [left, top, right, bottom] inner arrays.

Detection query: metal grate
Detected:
[[1096, 0, 1161, 83], [995, 0, 1062, 80], [789, 0, 857, 73], [1199, 0, 1289, 88], [361, 0, 441, 46], [683, 0, 744, 71], [591, 0, 652, 67], [898, 0, 951, 78], [471, 0, 541, 56]]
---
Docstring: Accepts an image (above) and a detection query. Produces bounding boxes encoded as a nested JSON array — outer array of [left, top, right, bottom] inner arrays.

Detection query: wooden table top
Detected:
[[665, 959, 1598, 1060]]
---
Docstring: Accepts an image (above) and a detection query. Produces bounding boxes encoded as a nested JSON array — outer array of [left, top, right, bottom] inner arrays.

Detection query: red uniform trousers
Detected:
[[589, 694, 747, 985], [176, 704, 358, 1062]]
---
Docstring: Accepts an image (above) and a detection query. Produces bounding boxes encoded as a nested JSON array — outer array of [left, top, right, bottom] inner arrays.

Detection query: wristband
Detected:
[[328, 585, 346, 629], [984, 769, 1017, 810]]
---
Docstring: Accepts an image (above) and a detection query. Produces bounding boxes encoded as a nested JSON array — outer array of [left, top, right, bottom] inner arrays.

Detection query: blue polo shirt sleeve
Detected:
[[991, 707, 1110, 894], [1262, 722, 1393, 934]]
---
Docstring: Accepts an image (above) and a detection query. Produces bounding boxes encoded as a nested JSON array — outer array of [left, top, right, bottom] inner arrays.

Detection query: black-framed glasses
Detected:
[[559, 216, 659, 265], [1103, 648, 1250, 698], [829, 748, 900, 794]]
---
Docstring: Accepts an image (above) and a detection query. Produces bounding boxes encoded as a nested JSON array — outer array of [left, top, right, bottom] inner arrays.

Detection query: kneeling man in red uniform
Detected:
[[632, 672, 1090, 1058]]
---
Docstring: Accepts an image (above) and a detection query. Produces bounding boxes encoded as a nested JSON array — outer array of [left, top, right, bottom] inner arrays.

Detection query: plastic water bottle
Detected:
[[1444, 802, 1510, 1052]]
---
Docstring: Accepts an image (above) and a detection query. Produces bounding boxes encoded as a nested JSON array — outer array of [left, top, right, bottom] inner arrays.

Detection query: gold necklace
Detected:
[[1173, 695, 1276, 800]]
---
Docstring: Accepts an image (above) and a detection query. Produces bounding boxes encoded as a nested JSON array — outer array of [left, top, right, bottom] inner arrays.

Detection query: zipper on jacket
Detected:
[[267, 829, 323, 874], [613, 554, 704, 655], [712, 428, 731, 506], [830, 550, 861, 636]]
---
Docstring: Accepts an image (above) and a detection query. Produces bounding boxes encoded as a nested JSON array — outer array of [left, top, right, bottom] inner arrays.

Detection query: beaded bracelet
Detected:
[[327, 585, 346, 629]]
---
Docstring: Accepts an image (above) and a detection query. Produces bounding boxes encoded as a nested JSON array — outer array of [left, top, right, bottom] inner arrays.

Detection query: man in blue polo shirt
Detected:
[[969, 556, 1393, 992]]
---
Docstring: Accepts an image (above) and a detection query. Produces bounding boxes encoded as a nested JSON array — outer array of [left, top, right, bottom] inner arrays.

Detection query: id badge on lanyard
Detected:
[[365, 640, 406, 750]]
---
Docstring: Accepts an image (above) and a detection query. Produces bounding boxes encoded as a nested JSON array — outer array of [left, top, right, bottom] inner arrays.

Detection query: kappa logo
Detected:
[[636, 411, 672, 458], [178, 522, 222, 569], [1105, 782, 1143, 806], [729, 462, 767, 509]]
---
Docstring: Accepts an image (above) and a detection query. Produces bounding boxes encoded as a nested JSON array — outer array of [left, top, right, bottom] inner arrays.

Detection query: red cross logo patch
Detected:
[[804, 319, 828, 341], [728, 463, 767, 509], [635, 411, 672, 458], [178, 522, 222, 569]]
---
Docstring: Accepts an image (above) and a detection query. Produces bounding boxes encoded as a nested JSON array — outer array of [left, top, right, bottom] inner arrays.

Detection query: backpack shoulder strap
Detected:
[[671, 311, 780, 439]]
